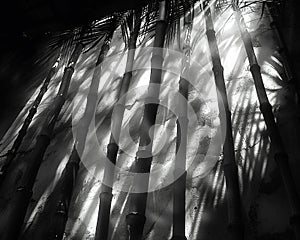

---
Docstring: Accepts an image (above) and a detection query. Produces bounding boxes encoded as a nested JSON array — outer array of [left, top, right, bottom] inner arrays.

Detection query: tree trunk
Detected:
[[0, 54, 61, 186], [233, 4, 300, 239], [205, 4, 244, 239], [95, 9, 142, 240], [171, 9, 192, 240], [0, 41, 83, 240], [126, 1, 167, 239]]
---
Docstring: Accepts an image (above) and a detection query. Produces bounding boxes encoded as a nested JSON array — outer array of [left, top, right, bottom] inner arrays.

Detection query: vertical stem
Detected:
[[126, 1, 167, 240], [47, 147, 80, 240], [266, 4, 300, 105], [0, 42, 83, 240], [45, 31, 115, 240], [205, 4, 244, 239], [95, 9, 142, 240], [171, 9, 192, 240], [233, 4, 300, 239]]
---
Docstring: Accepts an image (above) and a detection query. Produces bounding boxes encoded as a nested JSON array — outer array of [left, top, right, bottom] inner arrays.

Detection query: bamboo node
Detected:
[[144, 97, 160, 105], [171, 236, 187, 240], [206, 28, 216, 37], [137, 148, 152, 159], [250, 63, 260, 72], [16, 186, 32, 196], [126, 212, 146, 228]]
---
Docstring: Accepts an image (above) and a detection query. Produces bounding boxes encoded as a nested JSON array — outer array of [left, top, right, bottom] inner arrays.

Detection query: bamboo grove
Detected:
[[0, 0, 299, 239]]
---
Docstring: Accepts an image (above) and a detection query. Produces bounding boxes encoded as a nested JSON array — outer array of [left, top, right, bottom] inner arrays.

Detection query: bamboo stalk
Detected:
[[233, 4, 300, 239], [265, 3, 300, 102], [171, 9, 192, 240], [0, 54, 61, 185], [18, 21, 119, 240], [43, 31, 115, 240], [95, 9, 142, 240], [126, 1, 167, 239], [205, 4, 244, 239], [0, 42, 83, 240]]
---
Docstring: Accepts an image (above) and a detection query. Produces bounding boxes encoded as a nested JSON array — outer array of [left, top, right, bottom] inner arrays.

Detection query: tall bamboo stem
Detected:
[[171, 10, 192, 240], [0, 42, 83, 240], [233, 4, 300, 239], [205, 4, 244, 239], [0, 54, 61, 185], [265, 4, 300, 103], [43, 31, 115, 240], [95, 9, 142, 240], [126, 1, 167, 239]]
